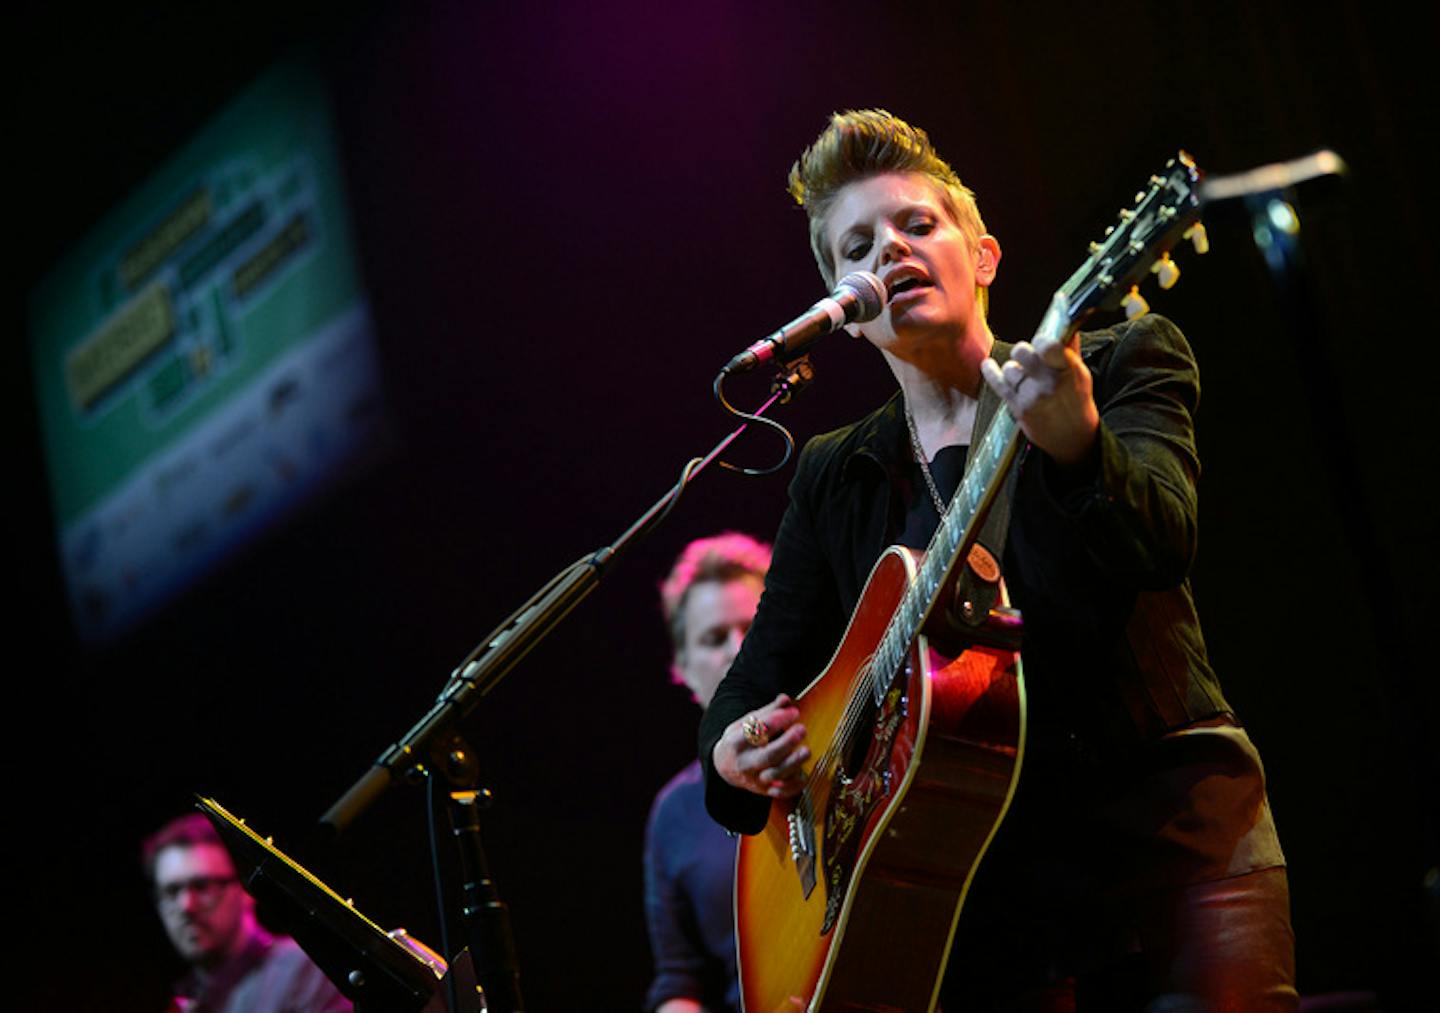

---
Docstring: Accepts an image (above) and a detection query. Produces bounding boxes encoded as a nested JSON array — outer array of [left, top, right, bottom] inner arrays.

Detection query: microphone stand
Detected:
[[318, 357, 818, 1012]]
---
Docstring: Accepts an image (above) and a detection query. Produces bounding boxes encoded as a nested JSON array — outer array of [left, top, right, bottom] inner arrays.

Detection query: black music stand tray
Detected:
[[197, 796, 481, 1012]]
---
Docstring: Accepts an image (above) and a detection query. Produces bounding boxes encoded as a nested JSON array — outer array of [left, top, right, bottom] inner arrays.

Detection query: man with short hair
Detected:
[[645, 532, 771, 1013], [143, 812, 351, 1012]]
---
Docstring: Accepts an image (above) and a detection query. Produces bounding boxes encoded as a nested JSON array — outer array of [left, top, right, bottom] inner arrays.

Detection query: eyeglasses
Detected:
[[154, 875, 239, 909]]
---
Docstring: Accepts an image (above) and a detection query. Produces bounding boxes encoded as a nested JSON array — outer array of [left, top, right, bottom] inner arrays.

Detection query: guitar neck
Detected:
[[862, 151, 1205, 708], [867, 406, 1021, 706]]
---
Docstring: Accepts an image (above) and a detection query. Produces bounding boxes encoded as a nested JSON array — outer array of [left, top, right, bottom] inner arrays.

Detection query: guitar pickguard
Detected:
[[820, 671, 908, 933]]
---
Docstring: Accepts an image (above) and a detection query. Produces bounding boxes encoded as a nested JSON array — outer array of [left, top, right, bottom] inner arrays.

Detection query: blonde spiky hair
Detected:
[[787, 109, 989, 314]]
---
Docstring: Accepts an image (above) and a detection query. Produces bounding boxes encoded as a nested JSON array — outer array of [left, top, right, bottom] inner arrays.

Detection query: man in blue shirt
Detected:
[[644, 533, 770, 1013]]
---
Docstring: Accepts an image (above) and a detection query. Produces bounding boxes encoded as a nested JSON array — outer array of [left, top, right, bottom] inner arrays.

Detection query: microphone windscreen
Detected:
[[837, 271, 886, 322]]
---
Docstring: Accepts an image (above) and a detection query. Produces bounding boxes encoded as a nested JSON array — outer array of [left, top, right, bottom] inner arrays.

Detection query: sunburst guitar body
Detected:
[[735, 546, 1024, 1012]]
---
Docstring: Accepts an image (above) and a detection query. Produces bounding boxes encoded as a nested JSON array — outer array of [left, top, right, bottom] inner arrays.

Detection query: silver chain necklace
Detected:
[[904, 405, 951, 518]]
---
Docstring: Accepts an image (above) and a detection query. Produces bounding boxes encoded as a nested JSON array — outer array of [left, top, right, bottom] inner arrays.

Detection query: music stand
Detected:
[[197, 796, 481, 1012]]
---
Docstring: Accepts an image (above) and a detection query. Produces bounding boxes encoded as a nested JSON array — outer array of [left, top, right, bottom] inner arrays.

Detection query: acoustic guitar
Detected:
[[734, 154, 1208, 1012]]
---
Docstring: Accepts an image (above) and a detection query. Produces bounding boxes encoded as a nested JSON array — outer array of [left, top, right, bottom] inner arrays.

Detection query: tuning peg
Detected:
[[1183, 222, 1209, 255], [1151, 253, 1181, 290], [1121, 286, 1150, 319]]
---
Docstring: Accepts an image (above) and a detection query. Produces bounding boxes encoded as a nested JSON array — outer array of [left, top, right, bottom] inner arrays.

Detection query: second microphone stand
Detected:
[[320, 356, 819, 1013]]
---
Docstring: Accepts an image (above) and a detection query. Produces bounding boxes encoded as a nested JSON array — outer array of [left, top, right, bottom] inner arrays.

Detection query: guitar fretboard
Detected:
[[867, 404, 1020, 705]]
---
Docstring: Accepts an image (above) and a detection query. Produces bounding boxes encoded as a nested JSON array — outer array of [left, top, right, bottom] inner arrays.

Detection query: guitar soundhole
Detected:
[[820, 680, 908, 933]]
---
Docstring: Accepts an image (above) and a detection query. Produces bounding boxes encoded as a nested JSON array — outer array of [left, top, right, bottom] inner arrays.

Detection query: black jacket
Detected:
[[699, 314, 1233, 835]]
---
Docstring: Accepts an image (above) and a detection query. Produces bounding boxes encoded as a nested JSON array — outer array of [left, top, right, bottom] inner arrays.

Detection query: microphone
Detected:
[[722, 271, 886, 374]]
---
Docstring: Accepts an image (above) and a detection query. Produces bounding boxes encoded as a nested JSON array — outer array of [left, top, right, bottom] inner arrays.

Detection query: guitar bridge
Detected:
[[788, 805, 817, 899]]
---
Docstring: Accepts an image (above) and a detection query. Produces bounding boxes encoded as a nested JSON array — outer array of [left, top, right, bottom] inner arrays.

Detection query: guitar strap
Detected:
[[951, 339, 1021, 630]]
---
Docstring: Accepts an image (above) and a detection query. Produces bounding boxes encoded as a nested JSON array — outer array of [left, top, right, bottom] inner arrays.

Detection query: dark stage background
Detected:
[[14, 2, 1436, 1009]]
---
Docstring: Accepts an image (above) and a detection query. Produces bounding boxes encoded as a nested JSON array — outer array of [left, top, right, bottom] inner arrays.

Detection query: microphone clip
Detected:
[[770, 355, 816, 404]]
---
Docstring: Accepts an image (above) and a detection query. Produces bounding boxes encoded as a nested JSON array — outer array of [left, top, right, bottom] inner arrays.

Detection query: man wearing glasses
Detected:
[[143, 812, 351, 1012]]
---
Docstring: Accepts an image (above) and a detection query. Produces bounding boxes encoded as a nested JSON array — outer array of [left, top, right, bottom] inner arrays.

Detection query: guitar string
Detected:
[[797, 386, 1024, 848], [800, 412, 987, 810]]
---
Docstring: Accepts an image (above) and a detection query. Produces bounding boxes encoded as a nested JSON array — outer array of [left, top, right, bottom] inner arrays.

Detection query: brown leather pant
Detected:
[[1128, 866, 1298, 1011], [940, 866, 1298, 1011]]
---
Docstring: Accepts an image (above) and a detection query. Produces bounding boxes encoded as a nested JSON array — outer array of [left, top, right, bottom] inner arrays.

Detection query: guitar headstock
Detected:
[[1060, 152, 1208, 326]]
